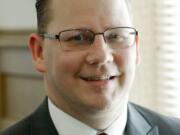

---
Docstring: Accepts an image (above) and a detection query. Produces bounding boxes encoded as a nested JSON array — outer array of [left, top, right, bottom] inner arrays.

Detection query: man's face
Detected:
[[41, 0, 138, 113]]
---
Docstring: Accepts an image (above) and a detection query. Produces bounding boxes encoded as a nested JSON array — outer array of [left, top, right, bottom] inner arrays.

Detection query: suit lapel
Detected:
[[147, 126, 159, 135], [30, 98, 59, 135], [28, 98, 160, 135], [126, 103, 159, 135]]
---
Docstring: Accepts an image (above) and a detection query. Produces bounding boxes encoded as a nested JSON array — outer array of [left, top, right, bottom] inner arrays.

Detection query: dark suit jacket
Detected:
[[1, 98, 180, 135]]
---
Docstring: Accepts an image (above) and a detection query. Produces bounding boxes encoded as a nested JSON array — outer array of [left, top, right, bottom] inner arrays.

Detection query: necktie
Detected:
[[98, 132, 108, 135]]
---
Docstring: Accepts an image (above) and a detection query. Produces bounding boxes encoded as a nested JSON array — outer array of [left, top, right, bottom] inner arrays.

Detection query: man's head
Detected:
[[29, 0, 139, 128], [35, 0, 131, 34]]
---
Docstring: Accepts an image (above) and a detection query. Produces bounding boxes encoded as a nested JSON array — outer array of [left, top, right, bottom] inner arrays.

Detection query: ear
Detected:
[[28, 33, 46, 73], [135, 35, 140, 65]]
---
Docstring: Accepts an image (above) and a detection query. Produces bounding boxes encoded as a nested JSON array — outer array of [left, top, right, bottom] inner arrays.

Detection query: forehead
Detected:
[[48, 0, 131, 32]]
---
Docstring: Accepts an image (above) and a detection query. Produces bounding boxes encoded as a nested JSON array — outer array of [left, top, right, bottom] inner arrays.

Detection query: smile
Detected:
[[80, 75, 116, 81]]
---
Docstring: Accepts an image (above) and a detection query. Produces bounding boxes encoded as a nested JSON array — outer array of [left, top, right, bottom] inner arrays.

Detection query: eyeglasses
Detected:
[[40, 27, 138, 51]]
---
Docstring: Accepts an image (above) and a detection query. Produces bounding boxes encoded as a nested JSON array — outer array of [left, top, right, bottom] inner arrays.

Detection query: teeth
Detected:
[[84, 75, 112, 81]]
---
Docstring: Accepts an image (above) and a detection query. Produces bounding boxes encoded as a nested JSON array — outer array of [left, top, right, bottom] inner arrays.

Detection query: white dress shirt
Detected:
[[48, 98, 127, 135]]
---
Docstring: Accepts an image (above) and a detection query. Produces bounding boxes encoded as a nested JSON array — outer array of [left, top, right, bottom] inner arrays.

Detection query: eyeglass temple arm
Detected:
[[40, 33, 59, 40]]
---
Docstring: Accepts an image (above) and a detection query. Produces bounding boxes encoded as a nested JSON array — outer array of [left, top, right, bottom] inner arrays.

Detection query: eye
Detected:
[[61, 34, 87, 45], [66, 34, 85, 42], [107, 33, 126, 43], [60, 30, 94, 45], [67, 32, 93, 44], [75, 34, 85, 41], [109, 33, 118, 39]]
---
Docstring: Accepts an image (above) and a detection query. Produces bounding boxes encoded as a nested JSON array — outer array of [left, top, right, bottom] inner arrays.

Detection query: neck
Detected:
[[48, 93, 128, 130], [79, 104, 128, 130]]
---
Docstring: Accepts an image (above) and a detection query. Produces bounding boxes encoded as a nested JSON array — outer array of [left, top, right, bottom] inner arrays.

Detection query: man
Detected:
[[1, 0, 180, 134]]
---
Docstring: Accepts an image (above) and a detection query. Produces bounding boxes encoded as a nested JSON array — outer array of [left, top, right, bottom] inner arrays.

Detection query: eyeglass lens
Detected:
[[58, 28, 136, 50]]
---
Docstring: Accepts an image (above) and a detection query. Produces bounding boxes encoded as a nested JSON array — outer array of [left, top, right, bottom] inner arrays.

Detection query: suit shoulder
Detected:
[[0, 116, 31, 135], [130, 103, 180, 133]]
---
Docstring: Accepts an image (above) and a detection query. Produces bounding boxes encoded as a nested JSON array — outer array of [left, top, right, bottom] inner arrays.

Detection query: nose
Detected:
[[86, 35, 114, 66]]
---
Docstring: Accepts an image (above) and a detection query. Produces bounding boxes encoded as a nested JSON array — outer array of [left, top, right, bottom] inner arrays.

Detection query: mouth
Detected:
[[80, 75, 117, 81], [79, 74, 119, 88]]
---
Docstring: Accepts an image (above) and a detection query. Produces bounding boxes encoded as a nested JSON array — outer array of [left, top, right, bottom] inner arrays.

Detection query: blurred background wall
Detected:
[[0, 0, 45, 129], [1, 0, 180, 130], [0, 0, 36, 30]]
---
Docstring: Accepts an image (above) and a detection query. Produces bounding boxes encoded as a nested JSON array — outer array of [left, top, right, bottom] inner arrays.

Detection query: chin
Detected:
[[84, 96, 114, 112]]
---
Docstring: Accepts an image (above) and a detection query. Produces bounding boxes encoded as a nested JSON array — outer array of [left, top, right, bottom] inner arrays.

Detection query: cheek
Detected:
[[114, 48, 137, 77], [53, 51, 85, 77], [115, 49, 136, 89]]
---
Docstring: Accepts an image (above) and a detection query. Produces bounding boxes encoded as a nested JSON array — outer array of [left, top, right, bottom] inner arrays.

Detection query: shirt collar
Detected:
[[48, 98, 127, 135]]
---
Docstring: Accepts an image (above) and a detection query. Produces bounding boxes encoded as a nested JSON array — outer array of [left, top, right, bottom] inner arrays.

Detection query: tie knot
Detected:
[[98, 132, 108, 135]]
